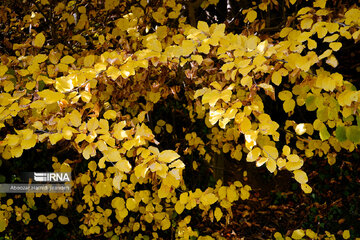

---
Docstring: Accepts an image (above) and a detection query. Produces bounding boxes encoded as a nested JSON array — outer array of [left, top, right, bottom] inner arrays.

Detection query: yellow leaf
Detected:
[[58, 216, 69, 225], [220, 89, 232, 102], [326, 55, 338, 68], [239, 116, 252, 133], [338, 90, 358, 106], [78, 6, 86, 13], [343, 230, 350, 239], [301, 18, 313, 30], [274, 232, 283, 239], [319, 49, 332, 60], [277, 158, 286, 168], [256, 157, 268, 167], [33, 32, 46, 48], [123, 139, 135, 151], [240, 187, 250, 200], [69, 110, 82, 127], [244, 130, 258, 150], [104, 110, 117, 120], [165, 124, 173, 133], [286, 160, 304, 171], [283, 99, 295, 113], [158, 184, 171, 198], [191, 54, 203, 65], [329, 42, 342, 51], [200, 193, 218, 206], [148, 91, 161, 103], [87, 118, 99, 132], [21, 134, 37, 149], [157, 119, 166, 126], [241, 75, 252, 87], [209, 108, 224, 125], [280, 27, 293, 38], [181, 40, 196, 56], [287, 154, 300, 162], [198, 21, 209, 33], [72, 34, 86, 45], [126, 198, 137, 211], [147, 38, 162, 52], [115, 159, 132, 173], [134, 164, 148, 178], [246, 147, 261, 162], [197, 42, 210, 54], [214, 207, 223, 221], [258, 83, 274, 95], [158, 150, 180, 163], [82, 143, 96, 159], [245, 35, 260, 50], [324, 34, 339, 43], [88, 161, 97, 171], [259, 2, 268, 10], [266, 158, 277, 173], [161, 218, 171, 230], [37, 89, 65, 104], [175, 201, 184, 214], [4, 81, 14, 92], [291, 229, 305, 240], [327, 154, 336, 166], [301, 183, 312, 193], [246, 10, 257, 23], [0, 65, 8, 77], [32, 54, 48, 64], [202, 90, 220, 107], [263, 145, 278, 159], [83, 55, 95, 67], [271, 71, 282, 86], [306, 229, 317, 239], [290, 0, 296, 4], [293, 170, 308, 183], [60, 55, 76, 64], [47, 222, 53, 230], [0, 217, 7, 232], [80, 91, 92, 102], [307, 39, 317, 50], [225, 187, 237, 203]]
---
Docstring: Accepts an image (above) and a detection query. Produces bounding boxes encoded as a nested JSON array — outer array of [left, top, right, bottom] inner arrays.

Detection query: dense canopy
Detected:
[[0, 0, 359, 239]]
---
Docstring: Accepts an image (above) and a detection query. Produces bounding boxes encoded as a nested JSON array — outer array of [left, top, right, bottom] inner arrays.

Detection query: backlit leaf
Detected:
[[293, 170, 308, 183], [263, 145, 278, 159], [292, 229, 305, 239], [158, 150, 180, 163]]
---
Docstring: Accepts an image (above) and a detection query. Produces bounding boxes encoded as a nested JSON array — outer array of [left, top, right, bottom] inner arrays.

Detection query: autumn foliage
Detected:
[[0, 0, 360, 239]]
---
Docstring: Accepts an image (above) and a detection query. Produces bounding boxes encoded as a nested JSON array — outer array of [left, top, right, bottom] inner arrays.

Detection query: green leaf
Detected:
[[38, 80, 46, 91], [346, 126, 360, 143], [335, 126, 346, 142], [0, 175, 5, 183], [305, 95, 317, 111]]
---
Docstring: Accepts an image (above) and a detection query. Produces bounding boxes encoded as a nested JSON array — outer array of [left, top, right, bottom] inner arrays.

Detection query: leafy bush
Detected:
[[0, 0, 359, 239]]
